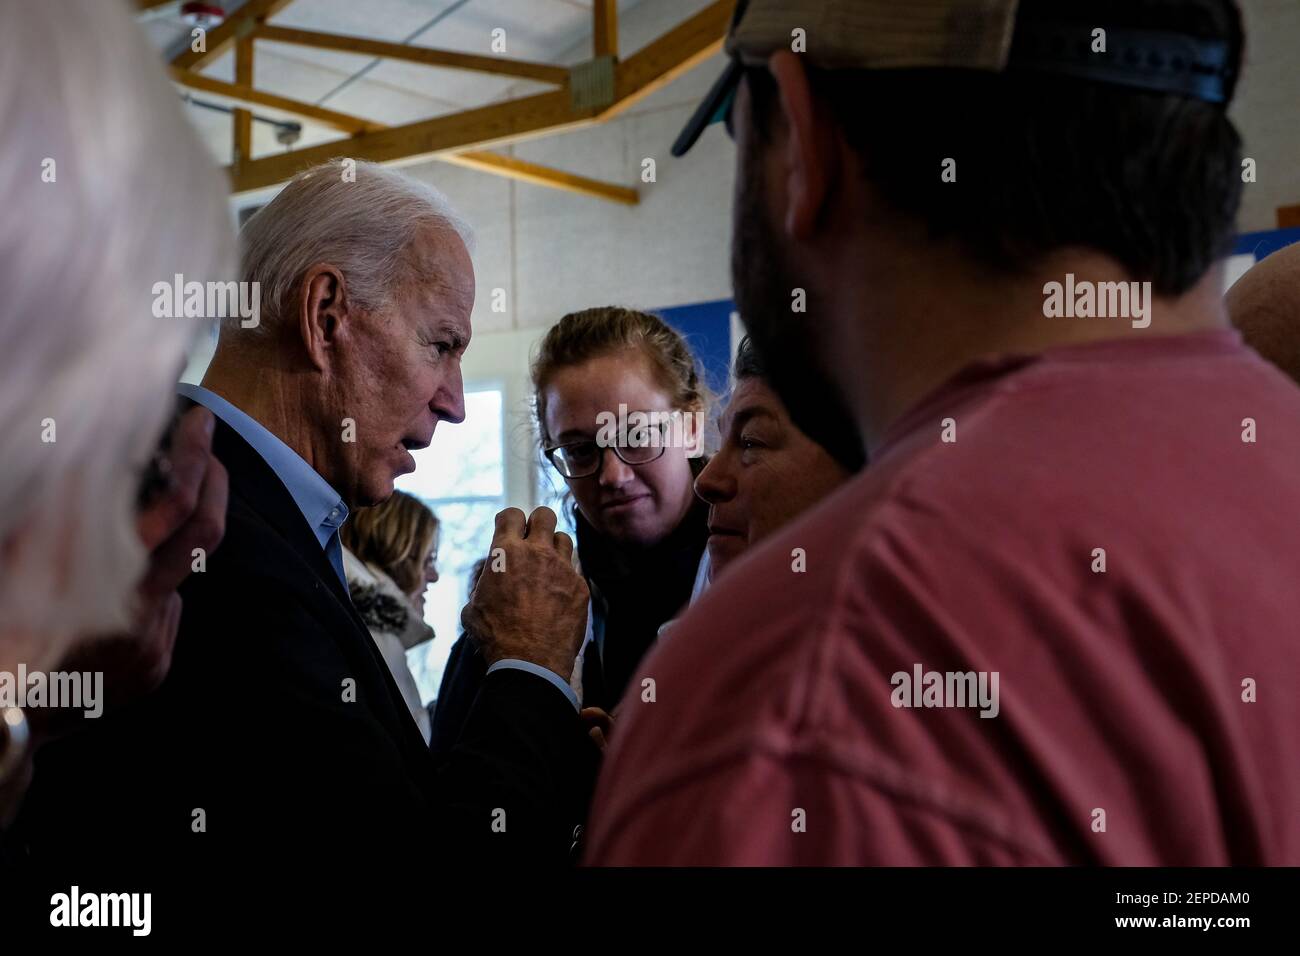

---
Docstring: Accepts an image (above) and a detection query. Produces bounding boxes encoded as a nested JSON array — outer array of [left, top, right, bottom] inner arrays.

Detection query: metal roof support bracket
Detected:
[[570, 56, 616, 112]]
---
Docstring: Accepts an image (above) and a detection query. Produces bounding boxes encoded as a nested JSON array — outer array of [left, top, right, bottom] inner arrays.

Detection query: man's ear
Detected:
[[298, 263, 349, 371], [768, 50, 836, 239]]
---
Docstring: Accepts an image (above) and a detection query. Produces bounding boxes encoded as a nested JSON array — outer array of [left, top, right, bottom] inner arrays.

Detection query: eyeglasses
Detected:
[[545, 433, 668, 479]]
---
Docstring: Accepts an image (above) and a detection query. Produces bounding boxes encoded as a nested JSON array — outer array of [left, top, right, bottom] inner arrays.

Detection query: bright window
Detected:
[[395, 388, 504, 706]]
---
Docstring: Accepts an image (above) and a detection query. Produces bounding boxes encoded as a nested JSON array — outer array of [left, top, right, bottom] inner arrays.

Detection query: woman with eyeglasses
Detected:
[[431, 307, 711, 771]]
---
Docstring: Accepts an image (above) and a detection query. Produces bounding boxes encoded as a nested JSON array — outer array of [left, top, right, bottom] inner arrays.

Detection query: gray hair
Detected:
[[233, 159, 476, 339], [0, 1, 237, 650]]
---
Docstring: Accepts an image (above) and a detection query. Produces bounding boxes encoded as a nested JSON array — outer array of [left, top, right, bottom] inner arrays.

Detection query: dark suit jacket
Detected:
[[430, 494, 708, 844], [431, 631, 490, 765], [12, 415, 594, 877]]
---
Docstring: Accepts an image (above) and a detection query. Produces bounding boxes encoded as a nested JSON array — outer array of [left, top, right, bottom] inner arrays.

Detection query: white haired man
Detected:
[[20, 160, 593, 877]]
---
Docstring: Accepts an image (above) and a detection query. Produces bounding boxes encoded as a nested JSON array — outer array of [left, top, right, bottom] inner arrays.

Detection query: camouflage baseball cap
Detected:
[[672, 0, 1237, 156]]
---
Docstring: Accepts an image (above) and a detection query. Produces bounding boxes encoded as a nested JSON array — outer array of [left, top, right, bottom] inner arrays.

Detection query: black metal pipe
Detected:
[[179, 93, 302, 135]]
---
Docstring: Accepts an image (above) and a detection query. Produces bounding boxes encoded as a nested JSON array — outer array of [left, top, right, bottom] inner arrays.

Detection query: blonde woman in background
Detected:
[[342, 491, 440, 744]]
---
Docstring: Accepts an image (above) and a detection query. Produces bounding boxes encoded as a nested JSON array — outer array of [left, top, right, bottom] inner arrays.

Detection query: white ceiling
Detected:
[[143, 0, 673, 162]]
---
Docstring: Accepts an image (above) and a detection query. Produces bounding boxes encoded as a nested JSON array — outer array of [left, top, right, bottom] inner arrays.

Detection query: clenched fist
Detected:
[[461, 506, 589, 681]]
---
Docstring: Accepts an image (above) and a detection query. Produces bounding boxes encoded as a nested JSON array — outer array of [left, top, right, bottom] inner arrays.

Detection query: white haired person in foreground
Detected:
[[18, 158, 595, 881], [0, 1, 233, 837]]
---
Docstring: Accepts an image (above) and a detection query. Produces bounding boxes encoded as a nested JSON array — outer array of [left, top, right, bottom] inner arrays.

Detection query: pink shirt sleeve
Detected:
[[589, 748, 1046, 866]]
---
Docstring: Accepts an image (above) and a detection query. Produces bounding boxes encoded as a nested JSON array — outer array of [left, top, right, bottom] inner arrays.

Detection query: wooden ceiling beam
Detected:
[[594, 0, 618, 59], [169, 78, 637, 204], [603, 0, 731, 120], [254, 25, 570, 85], [171, 0, 296, 72], [227, 88, 598, 193], [233, 36, 255, 167], [225, 0, 734, 195], [169, 67, 385, 134], [442, 151, 638, 206]]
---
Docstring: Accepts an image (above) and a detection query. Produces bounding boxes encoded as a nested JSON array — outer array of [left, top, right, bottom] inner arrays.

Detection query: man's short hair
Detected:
[[746, 0, 1244, 296], [236, 160, 475, 339]]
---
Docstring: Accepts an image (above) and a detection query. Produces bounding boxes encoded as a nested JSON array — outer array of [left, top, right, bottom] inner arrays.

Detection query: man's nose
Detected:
[[433, 364, 466, 425], [694, 454, 734, 504]]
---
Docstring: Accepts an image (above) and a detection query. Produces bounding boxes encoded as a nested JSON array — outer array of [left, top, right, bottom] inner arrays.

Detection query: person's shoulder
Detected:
[[668, 461, 964, 652], [599, 458, 1020, 771], [591, 472, 994, 855], [610, 475, 885, 745], [198, 486, 317, 584], [177, 491, 343, 650]]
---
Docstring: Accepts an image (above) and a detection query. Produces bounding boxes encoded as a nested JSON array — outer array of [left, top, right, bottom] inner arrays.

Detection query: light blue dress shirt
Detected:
[[179, 383, 349, 587], [179, 383, 579, 711]]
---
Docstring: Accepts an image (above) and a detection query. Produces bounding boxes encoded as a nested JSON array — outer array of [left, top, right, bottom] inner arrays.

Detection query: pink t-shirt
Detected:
[[586, 330, 1300, 865]]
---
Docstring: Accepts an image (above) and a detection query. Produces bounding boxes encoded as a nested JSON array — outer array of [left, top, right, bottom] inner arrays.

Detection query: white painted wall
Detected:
[[1231, 0, 1300, 235]]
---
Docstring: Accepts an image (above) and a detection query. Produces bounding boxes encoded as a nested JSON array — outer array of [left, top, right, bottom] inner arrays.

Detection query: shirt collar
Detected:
[[178, 383, 349, 551]]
